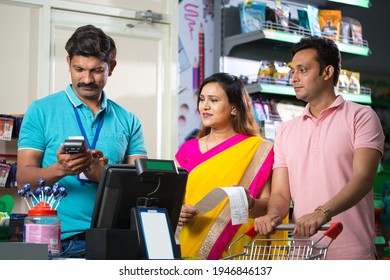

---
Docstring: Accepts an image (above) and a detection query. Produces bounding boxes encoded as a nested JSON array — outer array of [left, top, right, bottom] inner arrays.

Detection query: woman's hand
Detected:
[[178, 204, 199, 226], [253, 214, 281, 235]]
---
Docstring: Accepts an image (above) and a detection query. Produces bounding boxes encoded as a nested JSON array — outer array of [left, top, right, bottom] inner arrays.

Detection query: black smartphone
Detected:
[[64, 139, 86, 154]]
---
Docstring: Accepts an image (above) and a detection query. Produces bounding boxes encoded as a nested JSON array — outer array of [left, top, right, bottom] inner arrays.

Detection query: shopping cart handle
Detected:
[[324, 221, 343, 239], [244, 225, 258, 238], [274, 223, 333, 231], [244, 222, 343, 239]]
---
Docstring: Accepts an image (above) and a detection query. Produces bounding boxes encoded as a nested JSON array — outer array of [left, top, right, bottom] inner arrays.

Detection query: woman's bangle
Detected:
[[315, 206, 332, 222], [248, 196, 255, 211]]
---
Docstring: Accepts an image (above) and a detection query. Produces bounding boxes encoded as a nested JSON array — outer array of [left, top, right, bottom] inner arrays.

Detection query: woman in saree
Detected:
[[175, 73, 287, 260]]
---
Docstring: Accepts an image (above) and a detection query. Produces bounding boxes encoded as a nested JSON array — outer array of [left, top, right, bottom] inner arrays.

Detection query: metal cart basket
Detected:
[[224, 222, 343, 260]]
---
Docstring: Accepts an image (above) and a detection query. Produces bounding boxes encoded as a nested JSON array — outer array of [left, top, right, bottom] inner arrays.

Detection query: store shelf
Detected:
[[329, 0, 371, 8], [245, 83, 262, 94], [340, 91, 372, 104], [337, 42, 371, 56], [223, 22, 371, 57], [259, 84, 295, 96], [218, 0, 374, 105], [246, 83, 372, 104]]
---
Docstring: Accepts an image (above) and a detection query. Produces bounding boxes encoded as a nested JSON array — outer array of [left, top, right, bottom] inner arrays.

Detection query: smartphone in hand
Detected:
[[64, 138, 86, 154]]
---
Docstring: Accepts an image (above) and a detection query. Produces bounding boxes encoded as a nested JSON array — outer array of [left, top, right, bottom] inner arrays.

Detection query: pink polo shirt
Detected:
[[274, 95, 385, 259]]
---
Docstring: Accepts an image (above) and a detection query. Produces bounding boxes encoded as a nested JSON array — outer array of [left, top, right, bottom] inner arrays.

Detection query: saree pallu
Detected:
[[176, 134, 287, 260]]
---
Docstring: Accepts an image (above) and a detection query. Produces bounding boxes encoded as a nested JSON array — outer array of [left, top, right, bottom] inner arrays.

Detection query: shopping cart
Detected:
[[223, 222, 343, 260]]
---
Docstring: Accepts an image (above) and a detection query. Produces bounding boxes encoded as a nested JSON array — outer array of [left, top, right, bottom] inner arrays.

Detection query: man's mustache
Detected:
[[77, 82, 98, 88]]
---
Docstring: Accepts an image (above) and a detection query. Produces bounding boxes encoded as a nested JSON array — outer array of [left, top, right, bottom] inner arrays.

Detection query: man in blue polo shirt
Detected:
[[17, 25, 147, 258]]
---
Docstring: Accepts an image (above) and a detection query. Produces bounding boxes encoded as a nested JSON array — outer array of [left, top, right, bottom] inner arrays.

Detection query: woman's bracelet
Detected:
[[315, 205, 332, 222]]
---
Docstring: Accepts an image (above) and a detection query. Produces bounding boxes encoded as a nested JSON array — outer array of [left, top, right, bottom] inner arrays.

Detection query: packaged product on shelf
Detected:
[[349, 18, 363, 46], [306, 5, 322, 36], [265, 6, 277, 25], [252, 97, 283, 141], [272, 61, 290, 85], [239, 1, 266, 33], [0, 117, 14, 141], [0, 164, 11, 187], [4, 163, 17, 188], [264, 119, 277, 141], [318, 10, 342, 41], [258, 60, 276, 83], [274, 0, 290, 31], [337, 70, 360, 94], [0, 211, 10, 240], [276, 100, 305, 122], [348, 71, 360, 94], [297, 9, 310, 30], [340, 17, 352, 44], [11, 115, 24, 139], [0, 212, 10, 226], [340, 17, 363, 46], [252, 102, 267, 123], [8, 213, 27, 242], [265, 99, 283, 141], [337, 69, 350, 92], [251, 98, 268, 137]]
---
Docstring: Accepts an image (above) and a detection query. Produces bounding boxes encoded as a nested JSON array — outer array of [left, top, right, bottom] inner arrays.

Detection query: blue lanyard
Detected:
[[72, 106, 104, 149]]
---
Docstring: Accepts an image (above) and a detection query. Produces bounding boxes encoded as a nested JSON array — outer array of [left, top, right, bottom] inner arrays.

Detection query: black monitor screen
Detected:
[[90, 163, 188, 231]]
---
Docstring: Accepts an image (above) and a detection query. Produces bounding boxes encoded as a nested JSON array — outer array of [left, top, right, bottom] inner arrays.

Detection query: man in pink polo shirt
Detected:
[[254, 35, 385, 259]]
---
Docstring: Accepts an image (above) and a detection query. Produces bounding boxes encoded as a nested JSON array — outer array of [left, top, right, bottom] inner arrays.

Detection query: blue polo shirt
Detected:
[[18, 84, 147, 239]]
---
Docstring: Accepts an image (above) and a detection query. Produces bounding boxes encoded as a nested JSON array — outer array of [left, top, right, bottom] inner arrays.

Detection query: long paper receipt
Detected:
[[193, 186, 248, 225]]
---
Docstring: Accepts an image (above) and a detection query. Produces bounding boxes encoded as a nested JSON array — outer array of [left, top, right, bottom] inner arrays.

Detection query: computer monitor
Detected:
[[90, 159, 188, 232]]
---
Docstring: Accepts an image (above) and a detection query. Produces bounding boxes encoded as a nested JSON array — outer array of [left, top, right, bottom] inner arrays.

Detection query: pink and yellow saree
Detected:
[[176, 134, 286, 260]]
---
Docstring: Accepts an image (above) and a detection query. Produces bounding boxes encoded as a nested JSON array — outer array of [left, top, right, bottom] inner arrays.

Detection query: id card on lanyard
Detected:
[[73, 106, 104, 182]]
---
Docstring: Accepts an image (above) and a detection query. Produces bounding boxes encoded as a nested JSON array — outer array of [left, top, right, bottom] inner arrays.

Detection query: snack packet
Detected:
[[337, 69, 350, 92], [318, 10, 342, 41], [273, 61, 290, 85], [258, 60, 276, 83], [307, 5, 322, 36], [0, 212, 10, 226], [340, 17, 352, 44], [298, 9, 310, 30], [274, 0, 290, 31], [348, 71, 360, 94], [239, 1, 267, 33], [350, 18, 363, 46]]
